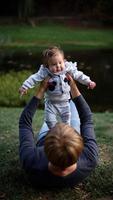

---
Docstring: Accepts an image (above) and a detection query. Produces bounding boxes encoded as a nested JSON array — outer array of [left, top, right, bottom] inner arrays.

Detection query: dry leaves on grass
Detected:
[[74, 183, 91, 200]]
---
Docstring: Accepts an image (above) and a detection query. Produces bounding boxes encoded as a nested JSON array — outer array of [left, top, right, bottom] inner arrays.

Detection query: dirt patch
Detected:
[[98, 144, 112, 165]]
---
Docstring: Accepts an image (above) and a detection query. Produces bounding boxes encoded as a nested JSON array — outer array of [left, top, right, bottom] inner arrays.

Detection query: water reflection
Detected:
[[0, 49, 113, 111], [67, 49, 113, 111]]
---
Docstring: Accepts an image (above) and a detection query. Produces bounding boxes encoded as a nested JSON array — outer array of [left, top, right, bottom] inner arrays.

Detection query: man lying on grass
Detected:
[[19, 74, 98, 188]]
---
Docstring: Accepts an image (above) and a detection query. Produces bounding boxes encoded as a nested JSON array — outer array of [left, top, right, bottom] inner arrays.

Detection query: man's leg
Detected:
[[38, 100, 80, 142], [70, 100, 80, 134], [37, 122, 49, 141]]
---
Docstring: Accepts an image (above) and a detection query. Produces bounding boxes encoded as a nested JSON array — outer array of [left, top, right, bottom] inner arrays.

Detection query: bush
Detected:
[[0, 70, 41, 107]]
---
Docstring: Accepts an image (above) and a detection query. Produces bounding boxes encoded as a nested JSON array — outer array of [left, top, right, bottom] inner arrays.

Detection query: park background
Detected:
[[0, 0, 113, 200]]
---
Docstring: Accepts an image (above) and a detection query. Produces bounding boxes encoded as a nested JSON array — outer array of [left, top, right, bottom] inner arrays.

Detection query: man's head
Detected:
[[42, 46, 65, 74], [44, 123, 84, 170]]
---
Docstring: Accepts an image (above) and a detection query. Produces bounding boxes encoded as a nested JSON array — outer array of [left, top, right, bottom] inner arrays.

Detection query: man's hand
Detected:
[[35, 77, 50, 99]]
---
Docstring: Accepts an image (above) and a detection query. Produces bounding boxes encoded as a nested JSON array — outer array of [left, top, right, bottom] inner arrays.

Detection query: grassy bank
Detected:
[[0, 23, 113, 53], [0, 107, 113, 200]]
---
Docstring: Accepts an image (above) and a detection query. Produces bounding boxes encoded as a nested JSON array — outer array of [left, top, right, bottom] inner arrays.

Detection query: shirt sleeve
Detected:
[[65, 61, 91, 86], [19, 96, 42, 170], [22, 65, 48, 89], [73, 95, 98, 165]]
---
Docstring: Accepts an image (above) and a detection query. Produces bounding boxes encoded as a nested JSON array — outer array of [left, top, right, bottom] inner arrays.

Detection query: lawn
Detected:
[[0, 23, 113, 53], [0, 107, 113, 200]]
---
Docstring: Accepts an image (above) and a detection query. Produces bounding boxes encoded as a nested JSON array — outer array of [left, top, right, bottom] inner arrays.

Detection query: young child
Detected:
[[19, 46, 96, 129]]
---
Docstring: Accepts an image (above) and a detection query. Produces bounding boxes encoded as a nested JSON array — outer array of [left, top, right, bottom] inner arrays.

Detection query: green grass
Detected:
[[0, 108, 113, 200], [0, 23, 113, 52]]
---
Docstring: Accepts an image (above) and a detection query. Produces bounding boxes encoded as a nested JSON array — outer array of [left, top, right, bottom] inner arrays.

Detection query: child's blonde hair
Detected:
[[44, 123, 84, 170], [42, 46, 64, 67]]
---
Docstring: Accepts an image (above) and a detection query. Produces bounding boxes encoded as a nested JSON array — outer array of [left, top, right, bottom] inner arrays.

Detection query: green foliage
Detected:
[[0, 70, 38, 107]]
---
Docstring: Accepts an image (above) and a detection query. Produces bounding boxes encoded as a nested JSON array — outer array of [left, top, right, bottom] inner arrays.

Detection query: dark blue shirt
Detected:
[[19, 95, 98, 188]]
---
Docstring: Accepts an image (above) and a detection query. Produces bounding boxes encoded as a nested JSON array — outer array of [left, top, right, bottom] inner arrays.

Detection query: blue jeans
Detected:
[[37, 100, 80, 141]]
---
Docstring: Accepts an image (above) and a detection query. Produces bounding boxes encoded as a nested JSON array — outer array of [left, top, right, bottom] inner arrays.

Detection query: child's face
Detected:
[[48, 53, 65, 74]]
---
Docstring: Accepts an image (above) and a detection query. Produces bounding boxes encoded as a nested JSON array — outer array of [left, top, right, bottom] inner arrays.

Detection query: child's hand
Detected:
[[88, 81, 96, 89], [19, 87, 28, 96]]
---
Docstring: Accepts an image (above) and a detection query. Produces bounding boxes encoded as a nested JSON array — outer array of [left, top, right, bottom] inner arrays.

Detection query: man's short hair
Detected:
[[44, 123, 84, 169]]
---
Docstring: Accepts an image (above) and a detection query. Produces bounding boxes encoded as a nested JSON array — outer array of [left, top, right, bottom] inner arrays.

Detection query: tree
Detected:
[[18, 0, 35, 20]]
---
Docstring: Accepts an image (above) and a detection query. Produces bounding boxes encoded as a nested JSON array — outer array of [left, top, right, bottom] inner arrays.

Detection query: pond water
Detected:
[[0, 49, 113, 111]]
